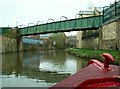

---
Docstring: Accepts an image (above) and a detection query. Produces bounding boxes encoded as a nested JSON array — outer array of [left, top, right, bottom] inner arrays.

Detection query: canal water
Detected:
[[1, 50, 87, 87]]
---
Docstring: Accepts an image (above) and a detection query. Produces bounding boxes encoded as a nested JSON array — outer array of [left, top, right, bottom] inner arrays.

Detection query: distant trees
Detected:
[[50, 33, 66, 49]]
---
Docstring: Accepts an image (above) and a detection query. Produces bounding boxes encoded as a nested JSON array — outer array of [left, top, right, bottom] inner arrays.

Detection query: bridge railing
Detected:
[[20, 16, 102, 36], [103, 0, 120, 23]]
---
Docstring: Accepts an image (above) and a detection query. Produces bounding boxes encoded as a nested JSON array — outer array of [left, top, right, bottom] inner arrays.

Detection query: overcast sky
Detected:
[[0, 0, 115, 35]]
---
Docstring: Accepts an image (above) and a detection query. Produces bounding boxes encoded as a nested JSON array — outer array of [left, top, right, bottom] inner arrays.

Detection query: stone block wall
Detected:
[[76, 31, 83, 48], [76, 19, 120, 50], [76, 31, 99, 49], [117, 20, 120, 50], [0, 35, 41, 53], [1, 36, 17, 53], [99, 39, 116, 50], [81, 38, 99, 49], [99, 21, 118, 50], [0, 36, 2, 53], [102, 22, 117, 40]]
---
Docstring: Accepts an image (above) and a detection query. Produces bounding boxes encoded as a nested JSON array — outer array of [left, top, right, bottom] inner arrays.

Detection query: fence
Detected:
[[103, 0, 120, 23]]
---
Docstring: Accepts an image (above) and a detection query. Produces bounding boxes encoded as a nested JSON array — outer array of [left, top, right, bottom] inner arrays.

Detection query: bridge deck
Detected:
[[19, 15, 103, 36]]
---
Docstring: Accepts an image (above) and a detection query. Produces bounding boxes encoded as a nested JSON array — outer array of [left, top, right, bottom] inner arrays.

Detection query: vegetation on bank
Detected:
[[50, 33, 66, 49], [4, 29, 17, 38], [65, 48, 120, 65]]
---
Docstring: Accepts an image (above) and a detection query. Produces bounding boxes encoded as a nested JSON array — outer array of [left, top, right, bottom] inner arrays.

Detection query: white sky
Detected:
[[0, 0, 115, 35]]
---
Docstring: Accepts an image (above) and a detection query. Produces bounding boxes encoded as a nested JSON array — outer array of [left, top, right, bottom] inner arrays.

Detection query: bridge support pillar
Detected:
[[18, 37, 23, 52], [117, 19, 120, 50], [99, 20, 119, 50], [76, 31, 83, 48], [17, 29, 23, 52]]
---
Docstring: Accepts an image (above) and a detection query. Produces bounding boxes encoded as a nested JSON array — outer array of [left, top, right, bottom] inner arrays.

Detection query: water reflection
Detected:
[[1, 50, 87, 87]]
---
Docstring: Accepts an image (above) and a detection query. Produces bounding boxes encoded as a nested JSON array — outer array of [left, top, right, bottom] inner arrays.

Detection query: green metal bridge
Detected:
[[19, 0, 120, 36], [19, 16, 103, 36]]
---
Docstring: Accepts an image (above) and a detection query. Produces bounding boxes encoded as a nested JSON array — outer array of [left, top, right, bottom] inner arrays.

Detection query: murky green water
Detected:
[[1, 50, 87, 87]]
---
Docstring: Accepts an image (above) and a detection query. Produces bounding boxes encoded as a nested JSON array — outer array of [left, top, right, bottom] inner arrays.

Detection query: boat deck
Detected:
[[50, 63, 120, 89]]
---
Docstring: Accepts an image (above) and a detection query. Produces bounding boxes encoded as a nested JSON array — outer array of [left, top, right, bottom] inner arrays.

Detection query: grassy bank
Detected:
[[65, 48, 120, 65]]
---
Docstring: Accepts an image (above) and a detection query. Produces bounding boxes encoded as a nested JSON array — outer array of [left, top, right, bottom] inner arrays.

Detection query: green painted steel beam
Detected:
[[19, 15, 103, 36]]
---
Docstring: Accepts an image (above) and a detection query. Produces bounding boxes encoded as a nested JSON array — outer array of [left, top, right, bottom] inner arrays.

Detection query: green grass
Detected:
[[65, 48, 120, 65]]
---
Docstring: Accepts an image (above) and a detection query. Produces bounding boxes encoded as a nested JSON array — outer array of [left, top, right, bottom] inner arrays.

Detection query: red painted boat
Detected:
[[50, 53, 120, 89]]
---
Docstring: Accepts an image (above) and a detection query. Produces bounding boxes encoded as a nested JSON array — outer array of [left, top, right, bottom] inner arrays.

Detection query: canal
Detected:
[[1, 50, 87, 87]]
